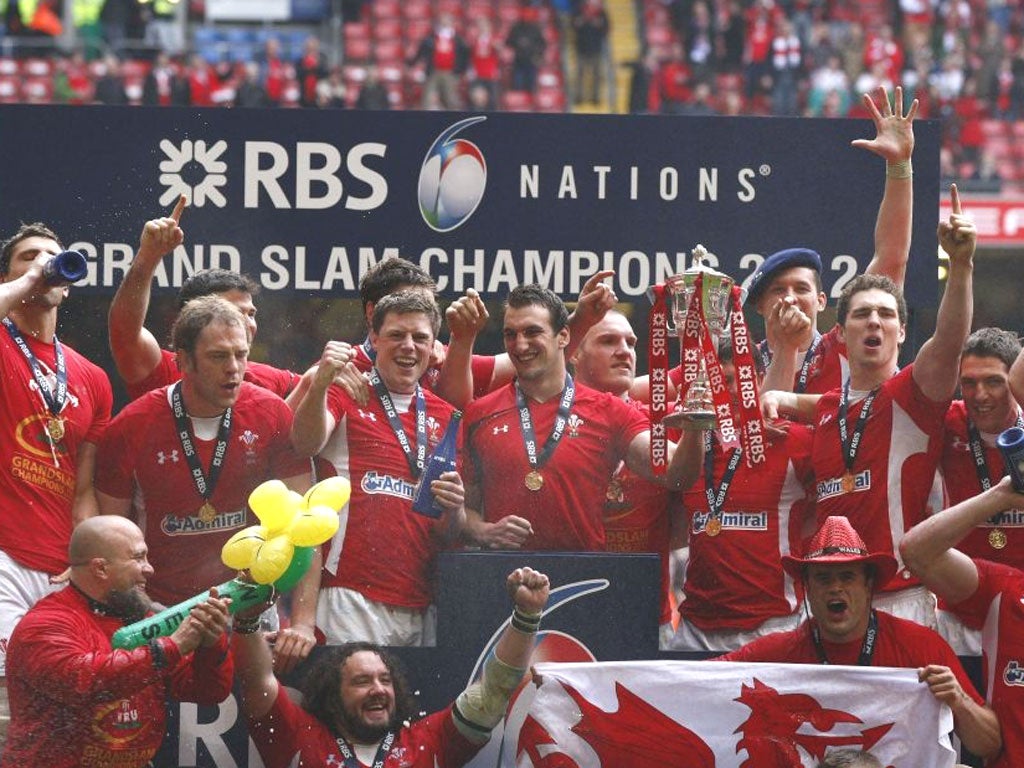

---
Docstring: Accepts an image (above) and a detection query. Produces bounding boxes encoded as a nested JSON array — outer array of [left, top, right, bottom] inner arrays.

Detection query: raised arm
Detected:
[[452, 567, 549, 743], [435, 289, 489, 408], [71, 442, 100, 526], [855, 85, 917, 288], [900, 477, 1024, 605], [564, 270, 617, 360], [912, 184, 974, 402], [289, 341, 346, 456], [108, 196, 186, 385]]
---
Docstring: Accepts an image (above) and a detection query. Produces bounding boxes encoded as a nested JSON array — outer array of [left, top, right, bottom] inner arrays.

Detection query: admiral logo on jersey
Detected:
[[361, 471, 415, 499], [691, 510, 769, 534], [161, 509, 246, 535], [816, 470, 872, 501]]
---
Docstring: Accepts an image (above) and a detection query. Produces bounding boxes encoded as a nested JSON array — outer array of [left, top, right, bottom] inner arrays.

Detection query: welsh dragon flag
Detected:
[[502, 661, 956, 768]]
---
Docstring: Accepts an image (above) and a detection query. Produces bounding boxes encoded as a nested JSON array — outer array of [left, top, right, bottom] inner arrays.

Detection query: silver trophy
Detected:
[[663, 244, 735, 430]]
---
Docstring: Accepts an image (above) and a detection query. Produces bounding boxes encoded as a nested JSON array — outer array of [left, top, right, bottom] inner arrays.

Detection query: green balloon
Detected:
[[110, 547, 317, 650], [111, 579, 272, 650], [272, 546, 313, 591]]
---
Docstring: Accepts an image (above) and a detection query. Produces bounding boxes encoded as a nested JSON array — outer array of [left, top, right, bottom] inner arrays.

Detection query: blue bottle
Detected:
[[998, 426, 1024, 492], [411, 411, 462, 518], [42, 250, 88, 285]]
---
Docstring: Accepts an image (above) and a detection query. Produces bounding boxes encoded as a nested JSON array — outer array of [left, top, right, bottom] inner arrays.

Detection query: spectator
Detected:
[[687, 0, 715, 83], [718, 0, 747, 73], [806, 54, 850, 116], [655, 43, 693, 114], [410, 12, 469, 111], [316, 66, 347, 109], [143, 0, 183, 56], [94, 53, 128, 105], [186, 53, 216, 107], [742, 0, 776, 102], [506, 5, 547, 93], [261, 37, 287, 107], [296, 35, 328, 109], [469, 17, 501, 111], [237, 62, 272, 108], [572, 0, 610, 105], [771, 17, 803, 115], [54, 49, 94, 105], [142, 51, 188, 106], [355, 65, 390, 110]]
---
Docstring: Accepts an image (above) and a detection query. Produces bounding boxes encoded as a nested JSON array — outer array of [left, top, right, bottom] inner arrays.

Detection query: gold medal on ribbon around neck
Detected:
[[705, 517, 722, 537], [199, 501, 218, 524], [525, 470, 544, 492], [46, 416, 65, 442], [989, 528, 1008, 550], [841, 472, 855, 495]]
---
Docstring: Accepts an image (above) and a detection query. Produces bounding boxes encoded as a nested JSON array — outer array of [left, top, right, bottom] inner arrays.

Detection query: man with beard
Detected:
[[2, 515, 233, 768], [234, 566, 549, 768]]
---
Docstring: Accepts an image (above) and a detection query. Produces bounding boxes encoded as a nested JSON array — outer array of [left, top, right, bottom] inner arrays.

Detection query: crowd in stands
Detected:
[[4, 0, 1024, 190]]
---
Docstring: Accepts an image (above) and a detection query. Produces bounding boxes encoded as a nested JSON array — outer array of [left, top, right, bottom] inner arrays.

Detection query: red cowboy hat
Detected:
[[781, 516, 899, 586]]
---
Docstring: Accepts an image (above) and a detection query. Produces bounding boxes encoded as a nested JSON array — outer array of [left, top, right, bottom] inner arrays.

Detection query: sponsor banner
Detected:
[[513, 660, 956, 767], [0, 106, 940, 304], [943, 198, 1024, 244], [205, 0, 289, 20]]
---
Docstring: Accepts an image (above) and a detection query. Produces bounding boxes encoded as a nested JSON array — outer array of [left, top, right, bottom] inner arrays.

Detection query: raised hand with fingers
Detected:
[[446, 288, 490, 341], [938, 184, 976, 266], [137, 194, 186, 266], [850, 85, 918, 165]]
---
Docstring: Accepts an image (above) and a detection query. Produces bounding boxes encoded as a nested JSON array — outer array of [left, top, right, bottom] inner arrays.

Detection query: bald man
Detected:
[[2, 516, 233, 768]]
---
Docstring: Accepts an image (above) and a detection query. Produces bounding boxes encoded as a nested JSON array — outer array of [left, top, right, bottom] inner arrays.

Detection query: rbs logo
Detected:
[[417, 116, 488, 232], [157, 138, 389, 211]]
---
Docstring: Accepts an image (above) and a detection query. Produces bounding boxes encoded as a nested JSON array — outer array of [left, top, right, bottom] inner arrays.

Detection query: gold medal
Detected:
[[841, 472, 855, 495], [605, 477, 623, 503], [705, 517, 722, 537], [46, 416, 65, 442], [199, 501, 218, 524], [525, 470, 544, 492], [989, 528, 1008, 550]]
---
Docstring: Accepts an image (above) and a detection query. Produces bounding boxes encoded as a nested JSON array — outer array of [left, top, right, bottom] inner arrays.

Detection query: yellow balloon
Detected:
[[290, 505, 340, 547], [221, 525, 268, 570], [248, 480, 291, 525], [302, 476, 352, 512], [250, 536, 295, 585]]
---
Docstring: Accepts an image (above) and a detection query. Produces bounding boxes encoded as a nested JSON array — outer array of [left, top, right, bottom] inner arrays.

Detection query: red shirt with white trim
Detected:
[[463, 381, 648, 551]]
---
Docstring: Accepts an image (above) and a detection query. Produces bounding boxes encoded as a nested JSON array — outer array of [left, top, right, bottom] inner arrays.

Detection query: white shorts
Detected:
[[0, 549, 63, 676], [935, 608, 982, 657], [317, 587, 435, 647], [871, 585, 937, 630], [668, 610, 804, 653]]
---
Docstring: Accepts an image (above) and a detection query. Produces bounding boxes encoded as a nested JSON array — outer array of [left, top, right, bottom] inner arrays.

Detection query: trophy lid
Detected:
[[665, 244, 735, 292]]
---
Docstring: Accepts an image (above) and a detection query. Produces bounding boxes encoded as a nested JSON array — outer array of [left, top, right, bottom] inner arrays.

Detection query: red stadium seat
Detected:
[[371, 0, 400, 20], [980, 119, 1008, 138], [373, 18, 403, 41], [0, 75, 20, 103], [502, 89, 533, 112], [0, 58, 17, 76], [402, 0, 432, 20], [21, 76, 53, 103], [406, 18, 433, 43], [534, 87, 565, 112], [345, 35, 372, 62], [20, 57, 53, 78], [374, 39, 405, 64]]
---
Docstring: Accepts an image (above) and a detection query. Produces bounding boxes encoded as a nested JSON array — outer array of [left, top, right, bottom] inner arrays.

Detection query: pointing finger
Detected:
[[950, 183, 961, 215]]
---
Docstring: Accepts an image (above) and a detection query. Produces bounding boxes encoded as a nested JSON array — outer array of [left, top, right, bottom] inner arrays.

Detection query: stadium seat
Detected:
[[374, 18, 403, 41], [535, 87, 565, 112], [402, 0, 432, 20], [344, 35, 372, 62], [0, 76, 20, 103], [0, 58, 17, 76], [502, 90, 533, 111], [372, 0, 401, 20], [21, 76, 53, 103], [20, 58, 53, 78]]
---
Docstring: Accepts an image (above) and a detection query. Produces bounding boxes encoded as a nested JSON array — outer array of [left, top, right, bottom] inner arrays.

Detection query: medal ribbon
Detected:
[[812, 609, 879, 666], [967, 410, 1024, 491], [3, 317, 68, 420], [838, 381, 879, 480], [333, 730, 396, 768], [647, 284, 669, 476], [170, 381, 232, 503], [703, 431, 743, 527], [361, 336, 376, 362], [515, 373, 575, 471], [368, 368, 427, 479], [728, 287, 766, 468], [756, 331, 821, 394]]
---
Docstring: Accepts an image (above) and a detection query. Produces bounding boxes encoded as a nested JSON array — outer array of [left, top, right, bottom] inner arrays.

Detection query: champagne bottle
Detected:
[[411, 410, 462, 518], [998, 426, 1024, 492]]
